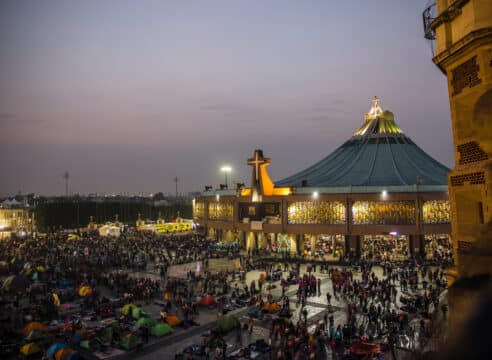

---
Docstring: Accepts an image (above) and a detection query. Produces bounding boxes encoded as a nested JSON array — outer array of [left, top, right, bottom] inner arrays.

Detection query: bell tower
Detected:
[[428, 0, 492, 277]]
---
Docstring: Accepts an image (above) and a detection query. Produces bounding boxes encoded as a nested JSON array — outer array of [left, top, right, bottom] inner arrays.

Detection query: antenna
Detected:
[[174, 176, 178, 199], [63, 171, 70, 197]]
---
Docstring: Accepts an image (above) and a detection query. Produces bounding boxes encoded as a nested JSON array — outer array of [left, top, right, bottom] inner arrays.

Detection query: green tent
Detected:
[[216, 315, 240, 333], [121, 304, 137, 316], [133, 317, 156, 330], [120, 334, 139, 350], [151, 323, 172, 337], [131, 307, 148, 319], [79, 340, 92, 350]]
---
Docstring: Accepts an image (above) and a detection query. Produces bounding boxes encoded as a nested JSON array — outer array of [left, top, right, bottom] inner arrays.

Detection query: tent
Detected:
[[131, 306, 148, 319], [78, 286, 92, 297], [55, 348, 73, 360], [163, 291, 172, 301], [121, 303, 137, 316], [165, 314, 182, 327], [52, 293, 61, 308], [133, 317, 156, 330], [79, 340, 93, 350], [199, 295, 216, 306], [262, 302, 281, 312], [22, 321, 46, 336], [120, 334, 139, 350], [36, 265, 46, 272], [151, 323, 173, 337], [216, 315, 240, 333], [20, 342, 42, 356], [47, 343, 68, 358], [2, 275, 30, 293]]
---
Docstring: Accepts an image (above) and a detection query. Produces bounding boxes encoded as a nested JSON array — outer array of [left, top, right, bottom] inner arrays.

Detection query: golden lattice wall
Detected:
[[352, 201, 416, 225], [287, 201, 345, 224], [208, 200, 234, 221]]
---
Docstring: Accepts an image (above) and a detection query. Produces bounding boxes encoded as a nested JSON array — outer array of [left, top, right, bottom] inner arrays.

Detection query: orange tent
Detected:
[[165, 314, 182, 327], [55, 348, 73, 360], [22, 322, 46, 336], [263, 303, 281, 312]]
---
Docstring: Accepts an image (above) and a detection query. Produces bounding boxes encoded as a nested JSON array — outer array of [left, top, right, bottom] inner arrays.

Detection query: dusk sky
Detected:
[[0, 0, 453, 196]]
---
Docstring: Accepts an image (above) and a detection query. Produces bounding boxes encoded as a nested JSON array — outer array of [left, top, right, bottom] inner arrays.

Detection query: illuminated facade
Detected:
[[0, 207, 32, 238], [195, 98, 451, 260]]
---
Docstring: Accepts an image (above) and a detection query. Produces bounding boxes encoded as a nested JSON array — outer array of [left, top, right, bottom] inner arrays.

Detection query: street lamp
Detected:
[[220, 166, 232, 189]]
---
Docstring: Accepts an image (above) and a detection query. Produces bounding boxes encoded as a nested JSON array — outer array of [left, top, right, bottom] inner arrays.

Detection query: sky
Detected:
[[0, 0, 453, 196]]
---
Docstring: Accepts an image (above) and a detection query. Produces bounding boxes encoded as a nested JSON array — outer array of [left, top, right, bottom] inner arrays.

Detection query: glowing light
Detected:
[[382, 190, 388, 196], [220, 166, 232, 172], [312, 191, 319, 199], [390, 231, 398, 236], [216, 194, 220, 201]]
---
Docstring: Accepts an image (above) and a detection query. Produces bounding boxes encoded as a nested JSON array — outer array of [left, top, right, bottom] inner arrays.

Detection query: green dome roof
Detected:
[[276, 97, 449, 188]]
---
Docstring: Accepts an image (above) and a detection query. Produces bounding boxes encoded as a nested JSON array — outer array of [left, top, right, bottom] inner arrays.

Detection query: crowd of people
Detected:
[[0, 228, 454, 360]]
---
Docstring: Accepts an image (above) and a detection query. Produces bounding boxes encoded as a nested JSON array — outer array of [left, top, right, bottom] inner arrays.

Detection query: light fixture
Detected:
[[382, 190, 388, 197], [313, 191, 319, 199], [216, 194, 220, 201], [390, 231, 397, 236], [220, 165, 232, 188]]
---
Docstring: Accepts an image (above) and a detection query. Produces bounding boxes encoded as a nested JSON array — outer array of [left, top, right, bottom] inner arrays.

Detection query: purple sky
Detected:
[[0, 0, 453, 196]]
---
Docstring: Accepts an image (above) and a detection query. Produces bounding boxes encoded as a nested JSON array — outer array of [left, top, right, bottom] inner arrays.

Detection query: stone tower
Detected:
[[430, 0, 492, 277]]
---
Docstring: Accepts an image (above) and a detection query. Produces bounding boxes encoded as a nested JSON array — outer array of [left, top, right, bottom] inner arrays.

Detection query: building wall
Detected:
[[0, 208, 31, 234], [432, 0, 492, 276], [195, 191, 451, 255]]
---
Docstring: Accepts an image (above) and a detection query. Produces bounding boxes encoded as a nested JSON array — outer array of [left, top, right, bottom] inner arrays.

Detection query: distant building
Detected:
[[0, 199, 33, 238]]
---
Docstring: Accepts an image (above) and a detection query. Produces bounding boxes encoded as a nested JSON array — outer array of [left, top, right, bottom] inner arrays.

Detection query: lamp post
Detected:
[[220, 166, 232, 189]]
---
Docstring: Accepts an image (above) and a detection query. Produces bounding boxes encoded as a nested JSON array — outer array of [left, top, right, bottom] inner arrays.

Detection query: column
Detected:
[[295, 234, 301, 255], [349, 235, 361, 259], [344, 235, 350, 256], [419, 235, 426, 259], [409, 235, 415, 258]]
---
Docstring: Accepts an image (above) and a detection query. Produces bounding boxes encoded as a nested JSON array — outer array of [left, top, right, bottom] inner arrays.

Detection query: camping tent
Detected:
[[262, 302, 281, 312], [216, 315, 240, 333], [199, 295, 216, 306], [47, 343, 68, 358], [121, 303, 137, 316], [165, 314, 182, 327], [20, 343, 42, 356], [55, 348, 73, 360], [78, 286, 92, 297], [133, 317, 156, 330], [120, 334, 139, 350], [22, 322, 46, 336], [151, 323, 172, 337], [131, 306, 148, 319]]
